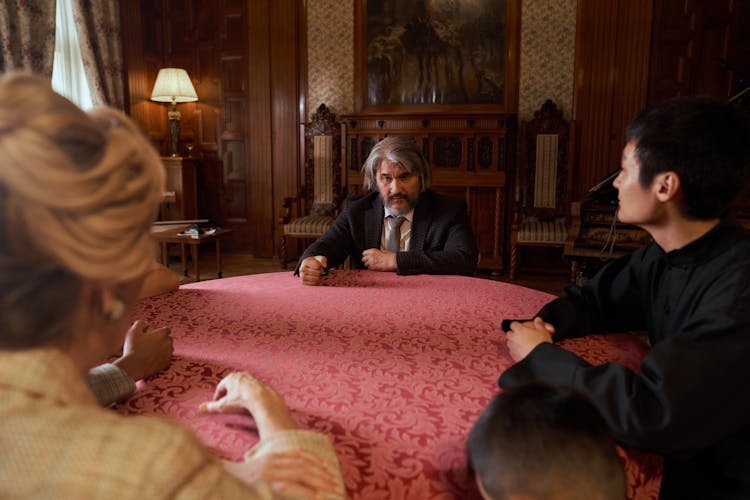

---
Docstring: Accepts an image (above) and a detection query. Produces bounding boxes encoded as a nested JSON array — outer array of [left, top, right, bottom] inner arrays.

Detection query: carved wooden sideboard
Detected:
[[341, 113, 515, 272]]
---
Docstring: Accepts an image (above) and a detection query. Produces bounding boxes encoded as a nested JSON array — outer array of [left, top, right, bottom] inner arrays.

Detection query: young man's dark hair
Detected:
[[626, 96, 750, 219], [467, 383, 626, 500]]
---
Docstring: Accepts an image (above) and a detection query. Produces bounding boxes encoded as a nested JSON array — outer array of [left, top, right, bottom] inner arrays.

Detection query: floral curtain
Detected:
[[0, 0, 56, 76], [72, 0, 125, 109]]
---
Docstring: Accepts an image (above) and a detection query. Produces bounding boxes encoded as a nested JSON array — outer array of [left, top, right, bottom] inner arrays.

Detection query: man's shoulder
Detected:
[[634, 219, 750, 272]]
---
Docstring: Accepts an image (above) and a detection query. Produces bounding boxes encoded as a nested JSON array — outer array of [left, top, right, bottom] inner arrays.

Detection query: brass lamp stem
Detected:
[[167, 98, 181, 157]]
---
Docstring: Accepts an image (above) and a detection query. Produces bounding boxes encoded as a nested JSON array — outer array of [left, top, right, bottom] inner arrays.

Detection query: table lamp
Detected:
[[150, 68, 198, 157]]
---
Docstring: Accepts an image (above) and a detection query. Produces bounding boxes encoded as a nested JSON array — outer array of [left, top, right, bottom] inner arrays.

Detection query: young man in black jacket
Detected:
[[501, 97, 750, 499]]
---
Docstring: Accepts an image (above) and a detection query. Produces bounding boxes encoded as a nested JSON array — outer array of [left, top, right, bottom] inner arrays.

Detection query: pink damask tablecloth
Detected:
[[118, 270, 662, 499]]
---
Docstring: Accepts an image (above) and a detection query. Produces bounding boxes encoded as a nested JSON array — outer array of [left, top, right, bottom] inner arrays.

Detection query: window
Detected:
[[51, 0, 93, 109]]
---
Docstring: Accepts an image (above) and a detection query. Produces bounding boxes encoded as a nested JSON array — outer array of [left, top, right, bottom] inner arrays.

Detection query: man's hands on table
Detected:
[[505, 317, 555, 362], [200, 372, 343, 498], [299, 256, 328, 286], [362, 248, 397, 271], [299, 248, 398, 285]]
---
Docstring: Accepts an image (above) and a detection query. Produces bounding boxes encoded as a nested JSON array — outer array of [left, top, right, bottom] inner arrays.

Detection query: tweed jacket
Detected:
[[0, 348, 343, 499]]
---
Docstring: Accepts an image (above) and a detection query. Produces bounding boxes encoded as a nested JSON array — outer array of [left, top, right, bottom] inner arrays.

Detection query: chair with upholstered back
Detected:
[[279, 103, 344, 268], [509, 100, 575, 280]]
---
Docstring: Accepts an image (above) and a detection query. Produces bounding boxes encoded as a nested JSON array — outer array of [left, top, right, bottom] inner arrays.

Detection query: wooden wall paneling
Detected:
[[269, 0, 303, 258], [247, 0, 273, 254], [192, 5, 223, 228], [572, 0, 653, 200], [139, 0, 164, 58], [572, 0, 619, 200], [165, 0, 193, 60], [649, 0, 741, 105], [121, 1, 165, 150], [223, 5, 247, 50], [504, 0, 521, 114], [608, 0, 652, 171], [193, 1, 221, 135], [647, 0, 691, 101], [689, 1, 733, 96], [219, 0, 250, 250], [728, 1, 750, 97]]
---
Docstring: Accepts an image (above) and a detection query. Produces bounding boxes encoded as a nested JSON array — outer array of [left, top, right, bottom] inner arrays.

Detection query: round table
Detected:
[[118, 270, 661, 498]]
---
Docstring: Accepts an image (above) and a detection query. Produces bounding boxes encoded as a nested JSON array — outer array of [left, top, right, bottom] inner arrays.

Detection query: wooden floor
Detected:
[[165, 248, 571, 297]]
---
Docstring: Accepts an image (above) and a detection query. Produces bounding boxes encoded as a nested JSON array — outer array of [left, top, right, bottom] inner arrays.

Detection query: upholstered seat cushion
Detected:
[[518, 217, 568, 243], [283, 214, 334, 238]]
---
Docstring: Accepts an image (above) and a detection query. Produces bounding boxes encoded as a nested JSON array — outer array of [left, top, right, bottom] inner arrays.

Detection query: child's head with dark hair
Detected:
[[467, 383, 626, 500]]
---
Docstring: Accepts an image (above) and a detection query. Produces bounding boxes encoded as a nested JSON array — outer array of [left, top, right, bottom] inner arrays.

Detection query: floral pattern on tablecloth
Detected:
[[118, 271, 661, 499]]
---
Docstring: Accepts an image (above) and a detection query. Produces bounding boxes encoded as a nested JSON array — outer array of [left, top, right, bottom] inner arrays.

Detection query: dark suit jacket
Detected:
[[294, 190, 478, 276]]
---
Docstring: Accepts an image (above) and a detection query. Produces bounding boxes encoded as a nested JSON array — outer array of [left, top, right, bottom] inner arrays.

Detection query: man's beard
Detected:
[[387, 194, 417, 215]]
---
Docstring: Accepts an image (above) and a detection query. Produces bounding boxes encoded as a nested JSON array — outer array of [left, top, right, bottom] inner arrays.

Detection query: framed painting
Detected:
[[354, 0, 519, 114]]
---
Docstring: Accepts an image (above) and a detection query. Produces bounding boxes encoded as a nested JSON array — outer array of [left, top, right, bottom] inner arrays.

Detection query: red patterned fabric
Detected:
[[117, 271, 662, 499]]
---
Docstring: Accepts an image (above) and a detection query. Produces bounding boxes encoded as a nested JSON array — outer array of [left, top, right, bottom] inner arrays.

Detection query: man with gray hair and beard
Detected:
[[295, 136, 478, 285]]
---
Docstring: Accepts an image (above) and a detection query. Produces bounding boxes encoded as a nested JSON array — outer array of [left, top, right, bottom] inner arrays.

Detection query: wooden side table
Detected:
[[151, 227, 233, 282]]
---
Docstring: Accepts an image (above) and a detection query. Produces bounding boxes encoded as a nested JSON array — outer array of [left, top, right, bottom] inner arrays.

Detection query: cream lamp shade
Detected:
[[150, 68, 198, 103]]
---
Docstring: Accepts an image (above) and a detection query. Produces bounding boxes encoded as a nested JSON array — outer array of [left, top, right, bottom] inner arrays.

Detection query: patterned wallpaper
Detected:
[[307, 0, 354, 118], [518, 0, 577, 120], [306, 0, 576, 121]]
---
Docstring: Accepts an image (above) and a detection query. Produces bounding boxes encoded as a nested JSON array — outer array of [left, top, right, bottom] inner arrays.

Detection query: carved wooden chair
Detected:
[[509, 100, 575, 279], [279, 104, 343, 268]]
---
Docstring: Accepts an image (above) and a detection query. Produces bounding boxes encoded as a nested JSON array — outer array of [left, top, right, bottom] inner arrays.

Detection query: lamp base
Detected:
[[168, 104, 181, 157]]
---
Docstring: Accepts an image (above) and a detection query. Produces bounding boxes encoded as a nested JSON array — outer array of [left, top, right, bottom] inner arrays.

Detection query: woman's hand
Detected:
[[223, 450, 344, 499], [200, 372, 298, 439]]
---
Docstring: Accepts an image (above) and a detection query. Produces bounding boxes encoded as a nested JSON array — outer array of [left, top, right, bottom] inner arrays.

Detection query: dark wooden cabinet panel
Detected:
[[648, 0, 743, 104], [161, 157, 199, 221]]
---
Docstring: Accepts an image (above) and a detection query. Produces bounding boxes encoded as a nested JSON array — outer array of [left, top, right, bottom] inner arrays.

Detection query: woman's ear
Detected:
[[79, 281, 122, 325], [101, 287, 125, 323], [67, 281, 118, 359]]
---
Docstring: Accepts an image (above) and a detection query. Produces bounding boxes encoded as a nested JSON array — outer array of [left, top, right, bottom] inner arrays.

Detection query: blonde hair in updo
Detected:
[[0, 73, 165, 348]]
